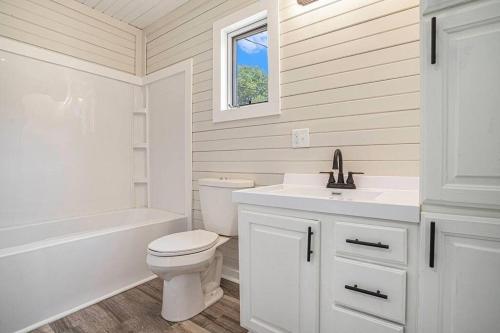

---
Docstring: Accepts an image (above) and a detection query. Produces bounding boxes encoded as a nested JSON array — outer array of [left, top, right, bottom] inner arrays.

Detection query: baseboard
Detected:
[[16, 275, 156, 333], [221, 265, 239, 284]]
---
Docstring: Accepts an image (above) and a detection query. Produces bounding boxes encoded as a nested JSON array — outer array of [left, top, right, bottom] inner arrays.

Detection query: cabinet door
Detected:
[[422, 2, 500, 208], [418, 214, 500, 333], [239, 210, 320, 333], [422, 0, 475, 15]]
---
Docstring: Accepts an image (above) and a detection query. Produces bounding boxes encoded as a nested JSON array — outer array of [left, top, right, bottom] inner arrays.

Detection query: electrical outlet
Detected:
[[292, 128, 310, 148]]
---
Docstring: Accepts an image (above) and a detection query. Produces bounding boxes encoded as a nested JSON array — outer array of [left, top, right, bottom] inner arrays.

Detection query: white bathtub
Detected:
[[0, 208, 187, 333]]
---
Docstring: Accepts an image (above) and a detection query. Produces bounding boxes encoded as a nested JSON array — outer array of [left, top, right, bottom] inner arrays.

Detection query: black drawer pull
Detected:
[[345, 284, 388, 300], [346, 238, 389, 249]]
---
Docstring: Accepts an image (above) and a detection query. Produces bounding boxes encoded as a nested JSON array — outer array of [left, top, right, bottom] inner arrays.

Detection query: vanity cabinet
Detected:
[[418, 214, 500, 333], [237, 205, 419, 333], [421, 0, 500, 209], [238, 209, 320, 333]]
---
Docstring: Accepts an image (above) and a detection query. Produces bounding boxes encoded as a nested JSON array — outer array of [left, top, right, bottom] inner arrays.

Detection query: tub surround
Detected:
[[0, 49, 138, 229]]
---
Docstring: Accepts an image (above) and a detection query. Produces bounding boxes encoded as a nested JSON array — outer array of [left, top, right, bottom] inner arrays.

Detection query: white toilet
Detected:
[[146, 178, 254, 322]]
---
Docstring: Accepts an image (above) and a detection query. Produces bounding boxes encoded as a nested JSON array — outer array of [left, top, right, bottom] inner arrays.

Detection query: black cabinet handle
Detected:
[[431, 17, 437, 64], [345, 284, 388, 300], [429, 221, 436, 268], [307, 226, 314, 262], [346, 238, 389, 249]]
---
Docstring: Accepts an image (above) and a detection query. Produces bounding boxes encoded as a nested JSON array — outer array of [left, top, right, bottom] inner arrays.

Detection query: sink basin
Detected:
[[267, 185, 382, 201], [232, 173, 420, 223]]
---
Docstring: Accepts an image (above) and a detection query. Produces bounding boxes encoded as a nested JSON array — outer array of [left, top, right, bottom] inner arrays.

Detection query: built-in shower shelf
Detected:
[[132, 87, 149, 208]]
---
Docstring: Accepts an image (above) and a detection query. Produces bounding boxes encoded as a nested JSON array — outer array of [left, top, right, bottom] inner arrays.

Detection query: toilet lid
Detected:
[[148, 230, 219, 257]]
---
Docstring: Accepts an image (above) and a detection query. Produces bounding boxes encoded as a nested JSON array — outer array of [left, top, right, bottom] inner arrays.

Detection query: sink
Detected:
[[267, 185, 382, 201], [232, 173, 420, 223]]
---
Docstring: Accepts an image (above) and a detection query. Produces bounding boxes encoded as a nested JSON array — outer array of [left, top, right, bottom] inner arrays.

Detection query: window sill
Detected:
[[213, 100, 280, 123]]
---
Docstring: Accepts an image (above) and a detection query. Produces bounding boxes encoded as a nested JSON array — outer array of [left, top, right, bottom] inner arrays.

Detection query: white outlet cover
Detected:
[[292, 128, 310, 148]]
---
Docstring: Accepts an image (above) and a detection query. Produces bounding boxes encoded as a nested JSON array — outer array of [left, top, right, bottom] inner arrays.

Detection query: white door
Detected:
[[421, 1, 500, 208], [239, 209, 320, 333], [418, 214, 500, 333]]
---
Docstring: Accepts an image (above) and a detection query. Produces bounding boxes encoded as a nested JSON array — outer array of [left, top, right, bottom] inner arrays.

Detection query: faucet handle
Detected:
[[319, 171, 336, 186], [346, 172, 364, 185]]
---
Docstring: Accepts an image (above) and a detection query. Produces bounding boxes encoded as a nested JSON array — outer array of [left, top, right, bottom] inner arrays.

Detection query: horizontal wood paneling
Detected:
[[144, 0, 421, 267], [76, 0, 188, 29], [0, 0, 144, 74], [193, 144, 420, 162]]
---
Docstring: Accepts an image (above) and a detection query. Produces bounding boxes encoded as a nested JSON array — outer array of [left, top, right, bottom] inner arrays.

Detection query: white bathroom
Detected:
[[0, 0, 499, 332]]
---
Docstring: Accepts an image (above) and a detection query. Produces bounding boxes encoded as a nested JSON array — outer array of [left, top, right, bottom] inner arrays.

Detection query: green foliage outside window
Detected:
[[236, 65, 268, 106]]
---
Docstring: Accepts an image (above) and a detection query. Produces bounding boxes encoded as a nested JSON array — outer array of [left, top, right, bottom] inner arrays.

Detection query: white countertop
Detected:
[[232, 174, 421, 223]]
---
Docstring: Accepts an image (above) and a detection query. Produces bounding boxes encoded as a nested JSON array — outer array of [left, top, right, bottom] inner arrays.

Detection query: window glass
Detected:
[[232, 25, 268, 107]]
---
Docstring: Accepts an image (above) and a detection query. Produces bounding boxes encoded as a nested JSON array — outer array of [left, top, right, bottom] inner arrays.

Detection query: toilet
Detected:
[[146, 178, 254, 322]]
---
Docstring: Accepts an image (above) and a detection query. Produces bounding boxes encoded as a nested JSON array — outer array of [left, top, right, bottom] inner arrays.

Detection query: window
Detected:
[[229, 22, 268, 108], [213, 1, 279, 123]]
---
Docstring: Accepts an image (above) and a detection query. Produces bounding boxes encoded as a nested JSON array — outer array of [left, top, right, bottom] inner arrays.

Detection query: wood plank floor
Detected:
[[31, 278, 247, 333]]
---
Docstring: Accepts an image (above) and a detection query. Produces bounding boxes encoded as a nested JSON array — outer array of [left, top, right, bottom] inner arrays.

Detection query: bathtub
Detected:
[[0, 208, 187, 333]]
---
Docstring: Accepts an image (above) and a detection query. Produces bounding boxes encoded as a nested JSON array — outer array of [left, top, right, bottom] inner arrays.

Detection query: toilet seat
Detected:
[[148, 230, 219, 257]]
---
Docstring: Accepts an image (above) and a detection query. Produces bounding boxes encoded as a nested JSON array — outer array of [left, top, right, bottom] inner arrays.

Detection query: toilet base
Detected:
[[204, 286, 224, 309], [161, 279, 225, 322], [161, 273, 205, 322], [159, 249, 225, 322]]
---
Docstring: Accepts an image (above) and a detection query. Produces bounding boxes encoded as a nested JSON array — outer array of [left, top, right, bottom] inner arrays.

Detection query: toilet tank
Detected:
[[198, 178, 254, 236]]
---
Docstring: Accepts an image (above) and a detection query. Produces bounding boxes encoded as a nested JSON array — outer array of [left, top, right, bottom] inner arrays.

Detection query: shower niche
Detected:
[[132, 87, 149, 207]]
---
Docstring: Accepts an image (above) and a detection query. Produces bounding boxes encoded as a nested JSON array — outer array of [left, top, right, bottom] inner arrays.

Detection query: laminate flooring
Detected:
[[31, 278, 247, 333]]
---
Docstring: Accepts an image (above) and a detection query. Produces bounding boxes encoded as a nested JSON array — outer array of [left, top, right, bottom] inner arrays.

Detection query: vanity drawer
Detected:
[[335, 222, 407, 265], [333, 257, 406, 324], [333, 306, 404, 333]]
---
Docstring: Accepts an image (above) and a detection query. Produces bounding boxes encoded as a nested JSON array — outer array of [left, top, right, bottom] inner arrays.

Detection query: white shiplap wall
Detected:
[[75, 0, 189, 29], [0, 0, 144, 75], [147, 0, 421, 273]]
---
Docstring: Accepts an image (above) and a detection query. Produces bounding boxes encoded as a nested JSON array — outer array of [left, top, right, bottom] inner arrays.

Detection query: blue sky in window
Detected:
[[236, 30, 268, 73]]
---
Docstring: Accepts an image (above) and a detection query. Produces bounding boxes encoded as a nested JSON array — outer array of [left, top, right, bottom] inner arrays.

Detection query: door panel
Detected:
[[442, 236, 500, 333], [249, 223, 302, 332], [422, 2, 500, 208], [239, 210, 320, 333], [419, 214, 500, 333]]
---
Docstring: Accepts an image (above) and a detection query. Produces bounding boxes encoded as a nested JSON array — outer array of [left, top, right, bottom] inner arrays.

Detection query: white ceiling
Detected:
[[76, 0, 189, 29]]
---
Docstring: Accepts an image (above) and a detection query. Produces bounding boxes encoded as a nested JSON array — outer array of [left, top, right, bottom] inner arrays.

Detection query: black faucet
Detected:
[[321, 149, 364, 189], [333, 149, 344, 184]]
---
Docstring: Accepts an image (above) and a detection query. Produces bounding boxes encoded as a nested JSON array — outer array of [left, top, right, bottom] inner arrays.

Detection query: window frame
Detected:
[[213, 0, 280, 123], [227, 20, 268, 108]]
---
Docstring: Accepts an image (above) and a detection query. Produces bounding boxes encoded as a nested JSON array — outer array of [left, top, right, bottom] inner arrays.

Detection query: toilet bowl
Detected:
[[146, 178, 254, 322]]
